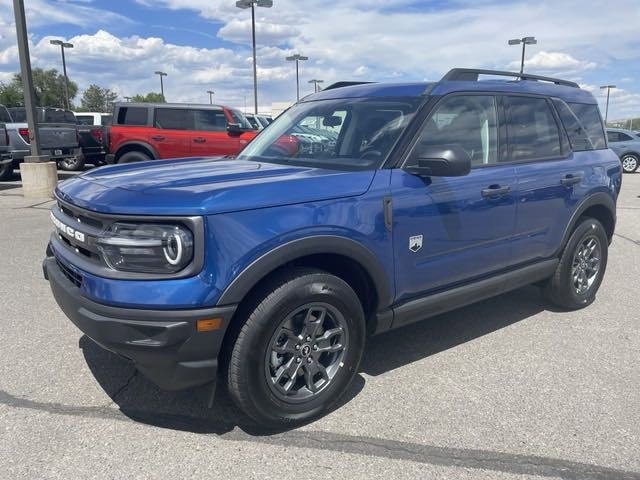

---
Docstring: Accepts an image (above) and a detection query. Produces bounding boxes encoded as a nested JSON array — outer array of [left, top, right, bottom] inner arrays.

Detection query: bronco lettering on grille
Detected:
[[51, 211, 86, 243]]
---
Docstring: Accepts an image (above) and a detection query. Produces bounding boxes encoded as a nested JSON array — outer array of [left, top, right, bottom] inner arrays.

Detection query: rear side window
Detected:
[[154, 108, 194, 130], [552, 99, 592, 151], [100, 114, 112, 126], [504, 96, 561, 162], [8, 108, 26, 122], [75, 115, 94, 126], [116, 107, 148, 126], [567, 103, 606, 149], [607, 131, 633, 143], [194, 109, 227, 131]]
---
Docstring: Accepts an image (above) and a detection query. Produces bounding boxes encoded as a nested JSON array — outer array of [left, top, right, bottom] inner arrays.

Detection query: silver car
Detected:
[[607, 128, 640, 173]]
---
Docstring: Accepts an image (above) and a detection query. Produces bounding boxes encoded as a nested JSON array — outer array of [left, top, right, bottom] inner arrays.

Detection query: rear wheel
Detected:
[[118, 151, 152, 163], [58, 155, 85, 171], [544, 217, 608, 310], [621, 154, 639, 173], [227, 269, 365, 427]]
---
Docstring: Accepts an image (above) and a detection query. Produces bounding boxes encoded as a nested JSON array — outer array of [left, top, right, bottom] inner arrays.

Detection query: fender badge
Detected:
[[409, 235, 423, 253]]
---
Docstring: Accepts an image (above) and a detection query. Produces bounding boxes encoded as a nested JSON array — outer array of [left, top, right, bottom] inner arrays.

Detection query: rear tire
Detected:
[[544, 217, 608, 310], [58, 156, 85, 171], [118, 151, 152, 164], [0, 162, 14, 181], [227, 268, 365, 428], [621, 154, 639, 173]]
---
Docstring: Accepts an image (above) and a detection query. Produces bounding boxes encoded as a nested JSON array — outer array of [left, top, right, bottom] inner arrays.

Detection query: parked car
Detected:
[[245, 113, 271, 130], [44, 68, 621, 427], [0, 105, 83, 178], [72, 112, 111, 166], [606, 128, 640, 173], [105, 102, 257, 163], [0, 120, 12, 178]]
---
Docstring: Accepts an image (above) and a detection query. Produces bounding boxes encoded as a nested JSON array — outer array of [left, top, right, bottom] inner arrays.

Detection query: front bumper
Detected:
[[43, 256, 237, 390]]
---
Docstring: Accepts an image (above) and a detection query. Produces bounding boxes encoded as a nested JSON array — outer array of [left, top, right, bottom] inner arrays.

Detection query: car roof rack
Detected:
[[441, 68, 579, 88], [323, 81, 375, 91]]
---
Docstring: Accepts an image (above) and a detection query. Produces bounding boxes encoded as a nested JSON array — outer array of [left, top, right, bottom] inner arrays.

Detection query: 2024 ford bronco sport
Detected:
[[44, 69, 621, 427]]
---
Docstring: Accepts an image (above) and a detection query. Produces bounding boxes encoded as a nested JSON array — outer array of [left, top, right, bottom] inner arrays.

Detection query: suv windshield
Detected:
[[238, 97, 422, 170]]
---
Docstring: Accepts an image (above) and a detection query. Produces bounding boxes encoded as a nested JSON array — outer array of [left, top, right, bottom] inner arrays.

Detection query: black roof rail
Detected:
[[441, 68, 579, 88], [323, 81, 375, 91]]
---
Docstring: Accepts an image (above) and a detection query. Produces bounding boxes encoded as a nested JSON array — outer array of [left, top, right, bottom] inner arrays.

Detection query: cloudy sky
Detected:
[[0, 0, 639, 119]]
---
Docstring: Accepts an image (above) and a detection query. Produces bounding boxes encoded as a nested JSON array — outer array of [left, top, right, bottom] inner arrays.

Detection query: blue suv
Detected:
[[44, 69, 621, 427]]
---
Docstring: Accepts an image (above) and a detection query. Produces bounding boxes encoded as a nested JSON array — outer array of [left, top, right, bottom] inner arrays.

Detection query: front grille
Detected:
[[55, 257, 83, 288]]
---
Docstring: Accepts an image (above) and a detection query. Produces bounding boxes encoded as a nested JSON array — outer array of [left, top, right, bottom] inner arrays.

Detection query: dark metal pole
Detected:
[[60, 45, 70, 109], [251, 3, 258, 114], [604, 88, 611, 125], [13, 0, 41, 157], [160, 75, 165, 102], [295, 59, 300, 102], [520, 42, 526, 74]]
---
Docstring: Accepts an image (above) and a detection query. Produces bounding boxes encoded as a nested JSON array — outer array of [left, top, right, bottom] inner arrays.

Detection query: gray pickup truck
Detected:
[[0, 105, 83, 180], [0, 118, 12, 178]]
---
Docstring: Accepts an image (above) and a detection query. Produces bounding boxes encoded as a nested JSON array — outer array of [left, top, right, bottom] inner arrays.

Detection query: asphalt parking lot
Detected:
[[0, 169, 639, 480]]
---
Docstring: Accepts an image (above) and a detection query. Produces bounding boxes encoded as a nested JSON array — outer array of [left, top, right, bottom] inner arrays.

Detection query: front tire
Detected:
[[118, 151, 152, 163], [621, 154, 639, 173], [544, 217, 608, 310], [227, 269, 365, 427]]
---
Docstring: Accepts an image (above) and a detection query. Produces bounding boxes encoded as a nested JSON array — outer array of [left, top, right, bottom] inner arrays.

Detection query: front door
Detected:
[[392, 94, 517, 303], [191, 108, 241, 156], [150, 107, 193, 159]]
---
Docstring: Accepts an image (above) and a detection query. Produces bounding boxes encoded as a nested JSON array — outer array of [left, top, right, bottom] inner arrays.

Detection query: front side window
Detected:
[[228, 109, 254, 129], [238, 97, 422, 170], [194, 109, 227, 131], [154, 108, 194, 130], [505, 96, 561, 162], [411, 95, 498, 166]]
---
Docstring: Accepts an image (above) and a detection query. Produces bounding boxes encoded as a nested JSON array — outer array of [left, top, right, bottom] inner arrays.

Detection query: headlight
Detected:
[[97, 223, 194, 274]]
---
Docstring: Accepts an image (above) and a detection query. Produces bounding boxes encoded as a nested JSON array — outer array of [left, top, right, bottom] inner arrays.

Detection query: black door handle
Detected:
[[193, 137, 206, 143], [481, 185, 511, 197], [560, 174, 582, 187], [151, 135, 165, 141]]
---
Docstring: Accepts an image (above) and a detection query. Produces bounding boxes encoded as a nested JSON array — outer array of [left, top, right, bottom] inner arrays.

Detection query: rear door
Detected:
[[151, 107, 194, 159], [191, 108, 238, 156], [506, 95, 579, 264]]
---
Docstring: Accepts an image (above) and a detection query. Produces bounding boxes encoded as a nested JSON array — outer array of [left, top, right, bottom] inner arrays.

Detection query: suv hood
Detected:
[[56, 157, 376, 215]]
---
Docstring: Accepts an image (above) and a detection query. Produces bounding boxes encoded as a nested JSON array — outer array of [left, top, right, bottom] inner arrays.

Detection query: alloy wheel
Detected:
[[571, 236, 601, 295], [621, 155, 638, 173]]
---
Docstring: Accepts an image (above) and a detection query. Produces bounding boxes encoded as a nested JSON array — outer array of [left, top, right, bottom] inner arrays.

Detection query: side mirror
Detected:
[[227, 123, 245, 134], [405, 144, 471, 177]]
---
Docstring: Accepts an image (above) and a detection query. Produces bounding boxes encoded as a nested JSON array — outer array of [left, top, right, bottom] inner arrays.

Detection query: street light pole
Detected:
[[236, 0, 274, 114], [508, 36, 537, 74], [50, 39, 74, 109], [286, 54, 309, 101], [600, 85, 616, 125], [308, 79, 324, 93], [154, 71, 167, 102], [207, 90, 215, 104]]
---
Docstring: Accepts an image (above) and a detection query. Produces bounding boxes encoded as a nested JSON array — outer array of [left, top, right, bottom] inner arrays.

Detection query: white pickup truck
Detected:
[[0, 105, 82, 180]]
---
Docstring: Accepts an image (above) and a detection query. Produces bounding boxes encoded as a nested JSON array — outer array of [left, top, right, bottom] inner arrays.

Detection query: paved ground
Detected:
[[1, 169, 639, 480]]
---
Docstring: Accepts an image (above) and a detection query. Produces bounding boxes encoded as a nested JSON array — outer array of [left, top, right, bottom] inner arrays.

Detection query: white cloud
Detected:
[[508, 51, 596, 74]]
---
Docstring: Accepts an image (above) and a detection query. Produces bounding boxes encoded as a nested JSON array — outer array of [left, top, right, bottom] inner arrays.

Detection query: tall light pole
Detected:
[[154, 71, 167, 102], [286, 54, 309, 101], [49, 39, 74, 109], [600, 85, 616, 125], [508, 36, 537, 74], [236, 0, 273, 115], [308, 79, 324, 93], [207, 90, 215, 104]]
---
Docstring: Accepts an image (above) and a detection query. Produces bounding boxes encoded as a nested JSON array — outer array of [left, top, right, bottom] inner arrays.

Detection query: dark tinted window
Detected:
[[553, 99, 592, 151], [100, 114, 112, 126], [414, 95, 498, 166], [43, 110, 76, 123], [154, 108, 193, 130], [567, 103, 606, 149], [194, 109, 227, 131], [8, 108, 26, 122], [0, 106, 11, 123], [505, 96, 561, 161], [75, 115, 94, 126], [117, 107, 148, 126]]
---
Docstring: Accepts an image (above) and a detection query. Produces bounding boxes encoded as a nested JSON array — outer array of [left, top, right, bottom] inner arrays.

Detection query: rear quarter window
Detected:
[[116, 107, 149, 126], [567, 103, 606, 149], [552, 99, 592, 151]]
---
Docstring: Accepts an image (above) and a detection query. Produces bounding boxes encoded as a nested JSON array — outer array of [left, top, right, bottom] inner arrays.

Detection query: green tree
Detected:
[[0, 80, 24, 107], [78, 84, 118, 112], [131, 92, 165, 103], [2, 68, 78, 108]]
